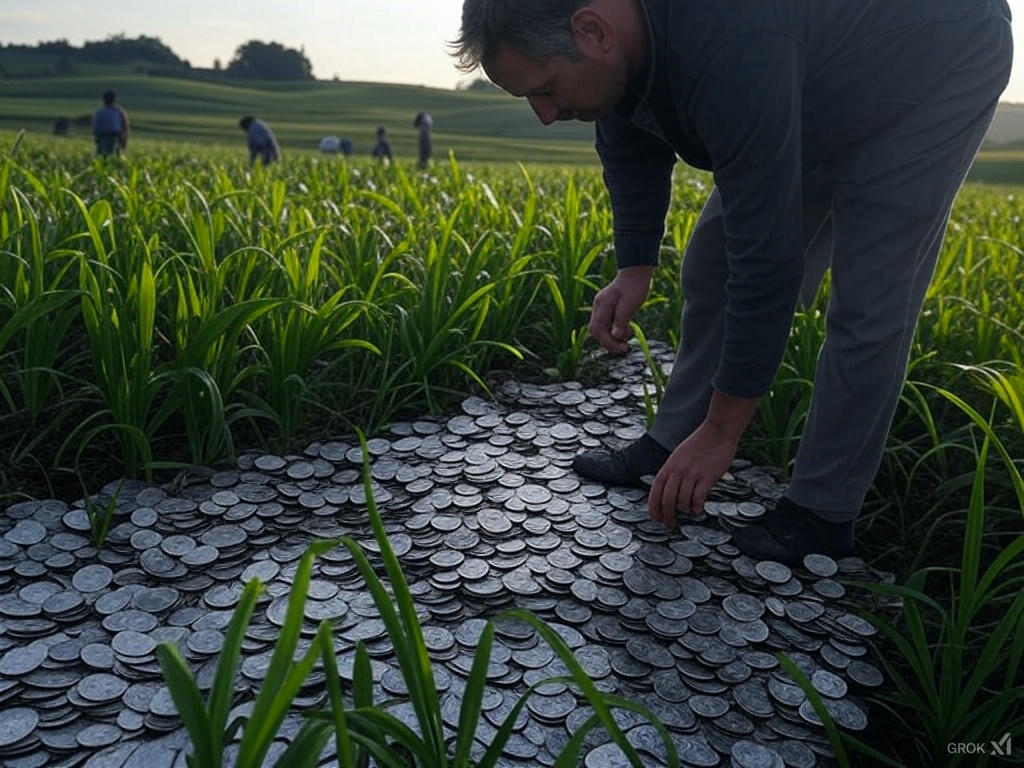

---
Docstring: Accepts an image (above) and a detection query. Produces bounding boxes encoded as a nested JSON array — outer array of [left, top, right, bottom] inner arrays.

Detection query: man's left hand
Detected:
[[648, 420, 739, 527]]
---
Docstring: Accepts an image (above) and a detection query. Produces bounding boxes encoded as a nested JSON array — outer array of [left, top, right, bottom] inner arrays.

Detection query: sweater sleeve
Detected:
[[595, 115, 677, 269], [688, 33, 806, 398]]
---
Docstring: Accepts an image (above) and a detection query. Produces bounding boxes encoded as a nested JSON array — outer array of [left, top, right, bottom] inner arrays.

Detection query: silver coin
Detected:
[[802, 553, 839, 578], [688, 694, 730, 718], [785, 601, 825, 624], [0, 643, 48, 676], [0, 708, 39, 747], [103, 610, 159, 633], [77, 723, 124, 748], [527, 690, 577, 721], [811, 668, 848, 699], [847, 659, 884, 688], [200, 526, 247, 549], [254, 454, 287, 472], [774, 740, 817, 768], [81, 642, 115, 669], [836, 613, 877, 637], [72, 564, 114, 592], [754, 560, 793, 584], [734, 680, 775, 718], [161, 535, 197, 557], [5, 520, 47, 546], [42, 590, 85, 616], [112, 630, 157, 658], [77, 673, 129, 703], [722, 593, 765, 622], [134, 587, 180, 613], [181, 545, 219, 568], [731, 740, 785, 768]]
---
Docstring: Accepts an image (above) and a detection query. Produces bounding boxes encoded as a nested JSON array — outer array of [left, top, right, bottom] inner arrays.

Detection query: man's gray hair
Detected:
[[451, 0, 592, 71]]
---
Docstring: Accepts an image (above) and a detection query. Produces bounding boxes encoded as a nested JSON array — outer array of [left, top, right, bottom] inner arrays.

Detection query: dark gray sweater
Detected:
[[597, 0, 1011, 398]]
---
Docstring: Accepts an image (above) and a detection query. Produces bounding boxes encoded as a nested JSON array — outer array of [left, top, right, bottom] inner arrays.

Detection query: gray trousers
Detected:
[[649, 10, 1013, 522]]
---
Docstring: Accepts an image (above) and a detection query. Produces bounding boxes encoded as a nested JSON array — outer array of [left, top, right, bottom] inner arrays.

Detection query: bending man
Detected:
[[452, 0, 1013, 563]]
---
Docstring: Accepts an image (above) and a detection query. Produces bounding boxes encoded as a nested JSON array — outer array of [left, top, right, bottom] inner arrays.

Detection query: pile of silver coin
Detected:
[[0, 345, 886, 767]]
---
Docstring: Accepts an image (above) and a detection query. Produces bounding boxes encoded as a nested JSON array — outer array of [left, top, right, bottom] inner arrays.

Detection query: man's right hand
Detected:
[[588, 265, 656, 354]]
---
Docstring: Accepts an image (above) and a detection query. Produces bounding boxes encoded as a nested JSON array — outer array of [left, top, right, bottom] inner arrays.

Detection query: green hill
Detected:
[[3, 71, 1023, 177], [0, 74, 598, 164]]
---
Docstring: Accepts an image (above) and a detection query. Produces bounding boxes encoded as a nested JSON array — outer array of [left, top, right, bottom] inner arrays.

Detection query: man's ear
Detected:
[[571, 7, 615, 57]]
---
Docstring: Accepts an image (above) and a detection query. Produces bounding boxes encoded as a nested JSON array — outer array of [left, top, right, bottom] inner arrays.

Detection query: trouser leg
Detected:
[[649, 172, 834, 450], [648, 190, 728, 449], [788, 16, 1012, 522], [799, 218, 832, 307]]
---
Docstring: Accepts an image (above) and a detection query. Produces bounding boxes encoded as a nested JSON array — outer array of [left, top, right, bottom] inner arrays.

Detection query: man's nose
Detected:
[[527, 96, 559, 126]]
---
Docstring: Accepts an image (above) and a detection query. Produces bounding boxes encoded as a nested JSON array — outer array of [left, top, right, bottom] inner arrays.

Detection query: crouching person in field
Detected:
[[240, 115, 281, 167]]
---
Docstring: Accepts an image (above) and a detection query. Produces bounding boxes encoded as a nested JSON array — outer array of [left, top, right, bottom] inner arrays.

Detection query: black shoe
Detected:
[[731, 497, 855, 566], [572, 434, 670, 487]]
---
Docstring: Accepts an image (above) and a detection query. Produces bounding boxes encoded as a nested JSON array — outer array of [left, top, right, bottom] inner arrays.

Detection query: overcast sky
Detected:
[[1, 0, 1022, 100]]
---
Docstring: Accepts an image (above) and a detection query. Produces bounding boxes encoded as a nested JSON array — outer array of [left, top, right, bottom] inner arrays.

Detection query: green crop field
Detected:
[[0, 130, 1022, 765]]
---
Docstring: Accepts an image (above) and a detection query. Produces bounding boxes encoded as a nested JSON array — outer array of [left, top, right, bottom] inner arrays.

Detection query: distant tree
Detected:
[[78, 34, 187, 68], [213, 57, 222, 71], [38, 39, 73, 54], [226, 40, 313, 80]]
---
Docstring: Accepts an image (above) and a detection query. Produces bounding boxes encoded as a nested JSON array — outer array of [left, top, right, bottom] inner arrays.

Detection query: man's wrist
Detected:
[[704, 389, 759, 442], [616, 264, 656, 283]]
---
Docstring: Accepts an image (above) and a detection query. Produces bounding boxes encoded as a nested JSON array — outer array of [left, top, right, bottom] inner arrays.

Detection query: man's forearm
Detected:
[[705, 388, 759, 441]]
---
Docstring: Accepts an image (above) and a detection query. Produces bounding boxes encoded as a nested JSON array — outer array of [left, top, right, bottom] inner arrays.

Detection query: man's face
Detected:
[[484, 45, 627, 125]]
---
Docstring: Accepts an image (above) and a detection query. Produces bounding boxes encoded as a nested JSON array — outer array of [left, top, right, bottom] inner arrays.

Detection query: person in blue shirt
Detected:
[[452, 0, 1013, 564], [92, 90, 129, 156], [239, 116, 281, 166]]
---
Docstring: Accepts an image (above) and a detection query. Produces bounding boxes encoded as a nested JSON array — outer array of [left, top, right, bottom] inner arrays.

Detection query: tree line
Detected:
[[0, 35, 314, 80]]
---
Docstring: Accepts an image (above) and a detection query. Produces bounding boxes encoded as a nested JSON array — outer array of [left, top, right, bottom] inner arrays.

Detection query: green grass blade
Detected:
[[551, 713, 602, 768], [318, 623, 359, 768], [237, 639, 324, 768], [352, 428, 445, 758], [453, 621, 495, 768], [208, 579, 264, 749], [777, 653, 851, 768], [346, 709, 433, 765], [498, 609, 651, 767], [235, 539, 337, 768], [270, 721, 332, 768], [353, 641, 374, 709], [156, 642, 217, 768], [476, 676, 574, 768]]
